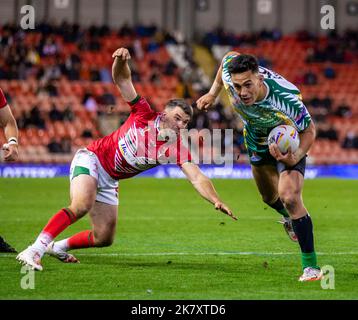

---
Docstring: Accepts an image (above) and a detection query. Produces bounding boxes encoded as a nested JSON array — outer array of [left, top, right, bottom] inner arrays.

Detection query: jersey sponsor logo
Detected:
[[115, 123, 159, 173], [119, 142, 127, 155]]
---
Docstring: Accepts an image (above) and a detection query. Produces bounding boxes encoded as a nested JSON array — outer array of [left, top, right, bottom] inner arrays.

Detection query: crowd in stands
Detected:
[[0, 21, 357, 164], [201, 27, 283, 49]]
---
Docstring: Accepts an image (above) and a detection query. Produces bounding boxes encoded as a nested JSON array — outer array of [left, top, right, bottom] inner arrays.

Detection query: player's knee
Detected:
[[93, 229, 115, 247], [94, 234, 114, 247], [261, 194, 277, 205], [69, 202, 93, 218], [279, 191, 300, 212]]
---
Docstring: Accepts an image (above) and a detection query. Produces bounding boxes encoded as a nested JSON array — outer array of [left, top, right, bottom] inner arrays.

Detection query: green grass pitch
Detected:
[[0, 177, 357, 299]]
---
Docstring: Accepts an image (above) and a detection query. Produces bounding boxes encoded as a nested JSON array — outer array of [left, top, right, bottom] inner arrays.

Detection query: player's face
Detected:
[[162, 106, 191, 134], [231, 71, 264, 106]]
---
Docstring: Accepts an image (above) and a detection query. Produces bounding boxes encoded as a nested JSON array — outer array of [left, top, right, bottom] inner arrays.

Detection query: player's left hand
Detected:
[[269, 143, 298, 167], [214, 201, 238, 221], [2, 143, 19, 162]]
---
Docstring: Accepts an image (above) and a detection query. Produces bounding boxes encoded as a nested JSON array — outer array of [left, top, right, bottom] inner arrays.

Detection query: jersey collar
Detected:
[[255, 81, 270, 104]]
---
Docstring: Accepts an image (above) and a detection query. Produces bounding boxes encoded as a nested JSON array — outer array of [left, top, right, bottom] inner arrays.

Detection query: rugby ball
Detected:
[[268, 125, 300, 154]]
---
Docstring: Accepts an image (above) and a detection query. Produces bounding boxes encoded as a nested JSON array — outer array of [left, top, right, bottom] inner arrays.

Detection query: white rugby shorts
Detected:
[[69, 148, 119, 206]]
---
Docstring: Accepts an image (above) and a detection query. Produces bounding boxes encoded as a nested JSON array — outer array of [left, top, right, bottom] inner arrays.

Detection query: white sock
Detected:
[[32, 232, 53, 256], [54, 238, 69, 252]]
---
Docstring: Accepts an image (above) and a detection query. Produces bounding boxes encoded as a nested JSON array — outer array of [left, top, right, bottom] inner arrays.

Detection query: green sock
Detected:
[[277, 207, 290, 218], [301, 252, 319, 270], [268, 199, 290, 218]]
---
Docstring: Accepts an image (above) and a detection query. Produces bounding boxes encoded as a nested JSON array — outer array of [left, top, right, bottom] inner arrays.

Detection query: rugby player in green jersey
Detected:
[[197, 52, 322, 282]]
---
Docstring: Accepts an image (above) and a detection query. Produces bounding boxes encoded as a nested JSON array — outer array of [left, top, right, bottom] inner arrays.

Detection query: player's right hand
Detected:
[[112, 48, 131, 61], [214, 201, 238, 221], [196, 93, 216, 111], [2, 143, 19, 162]]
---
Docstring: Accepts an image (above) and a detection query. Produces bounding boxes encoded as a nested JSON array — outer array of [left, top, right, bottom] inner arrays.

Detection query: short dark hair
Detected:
[[165, 99, 193, 119], [228, 54, 259, 75]]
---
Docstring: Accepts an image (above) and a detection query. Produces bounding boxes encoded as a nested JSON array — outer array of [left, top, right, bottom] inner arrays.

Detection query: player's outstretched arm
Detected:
[[112, 47, 138, 102], [196, 64, 223, 111], [0, 105, 19, 161], [196, 51, 238, 111], [181, 162, 237, 221]]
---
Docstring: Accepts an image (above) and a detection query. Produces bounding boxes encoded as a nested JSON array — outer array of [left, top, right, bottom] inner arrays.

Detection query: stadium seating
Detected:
[[0, 25, 357, 164]]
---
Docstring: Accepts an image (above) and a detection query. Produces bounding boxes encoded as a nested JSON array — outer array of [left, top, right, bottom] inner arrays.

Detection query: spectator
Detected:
[[47, 138, 63, 153], [90, 68, 101, 81], [323, 63, 336, 79], [83, 93, 98, 112], [37, 80, 58, 97], [17, 110, 31, 129], [63, 53, 81, 80], [133, 39, 144, 59], [61, 137, 72, 153], [257, 55, 272, 68], [45, 81, 58, 97], [146, 37, 160, 53], [335, 100, 352, 118], [310, 96, 321, 108], [88, 36, 100, 51], [26, 45, 40, 66], [321, 93, 333, 111], [63, 105, 75, 122], [272, 28, 282, 41], [0, 61, 9, 79], [303, 70, 318, 85], [316, 123, 338, 141], [41, 38, 58, 56], [28, 105, 46, 129], [49, 103, 64, 122], [305, 47, 316, 63], [342, 131, 358, 149], [129, 60, 141, 82], [66, 63, 80, 80], [149, 70, 161, 85], [41, 63, 62, 82], [308, 94, 332, 122], [296, 30, 315, 42], [163, 59, 178, 76], [118, 23, 134, 37], [99, 67, 112, 82], [81, 128, 93, 138]]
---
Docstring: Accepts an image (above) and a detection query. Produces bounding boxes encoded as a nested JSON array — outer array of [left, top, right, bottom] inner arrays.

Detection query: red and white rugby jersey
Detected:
[[87, 96, 191, 180], [0, 88, 8, 109]]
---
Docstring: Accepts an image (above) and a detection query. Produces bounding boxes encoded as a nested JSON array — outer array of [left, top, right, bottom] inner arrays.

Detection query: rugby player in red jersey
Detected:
[[0, 87, 19, 253], [17, 48, 237, 271]]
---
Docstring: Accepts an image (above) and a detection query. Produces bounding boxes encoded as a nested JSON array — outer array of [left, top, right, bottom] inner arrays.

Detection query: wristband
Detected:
[[8, 137, 18, 145]]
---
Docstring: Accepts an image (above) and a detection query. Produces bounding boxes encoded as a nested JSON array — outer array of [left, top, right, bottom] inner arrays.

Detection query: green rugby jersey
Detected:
[[222, 53, 312, 153]]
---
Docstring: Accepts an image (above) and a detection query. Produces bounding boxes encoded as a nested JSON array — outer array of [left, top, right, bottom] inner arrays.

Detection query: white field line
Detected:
[[2, 251, 358, 258]]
